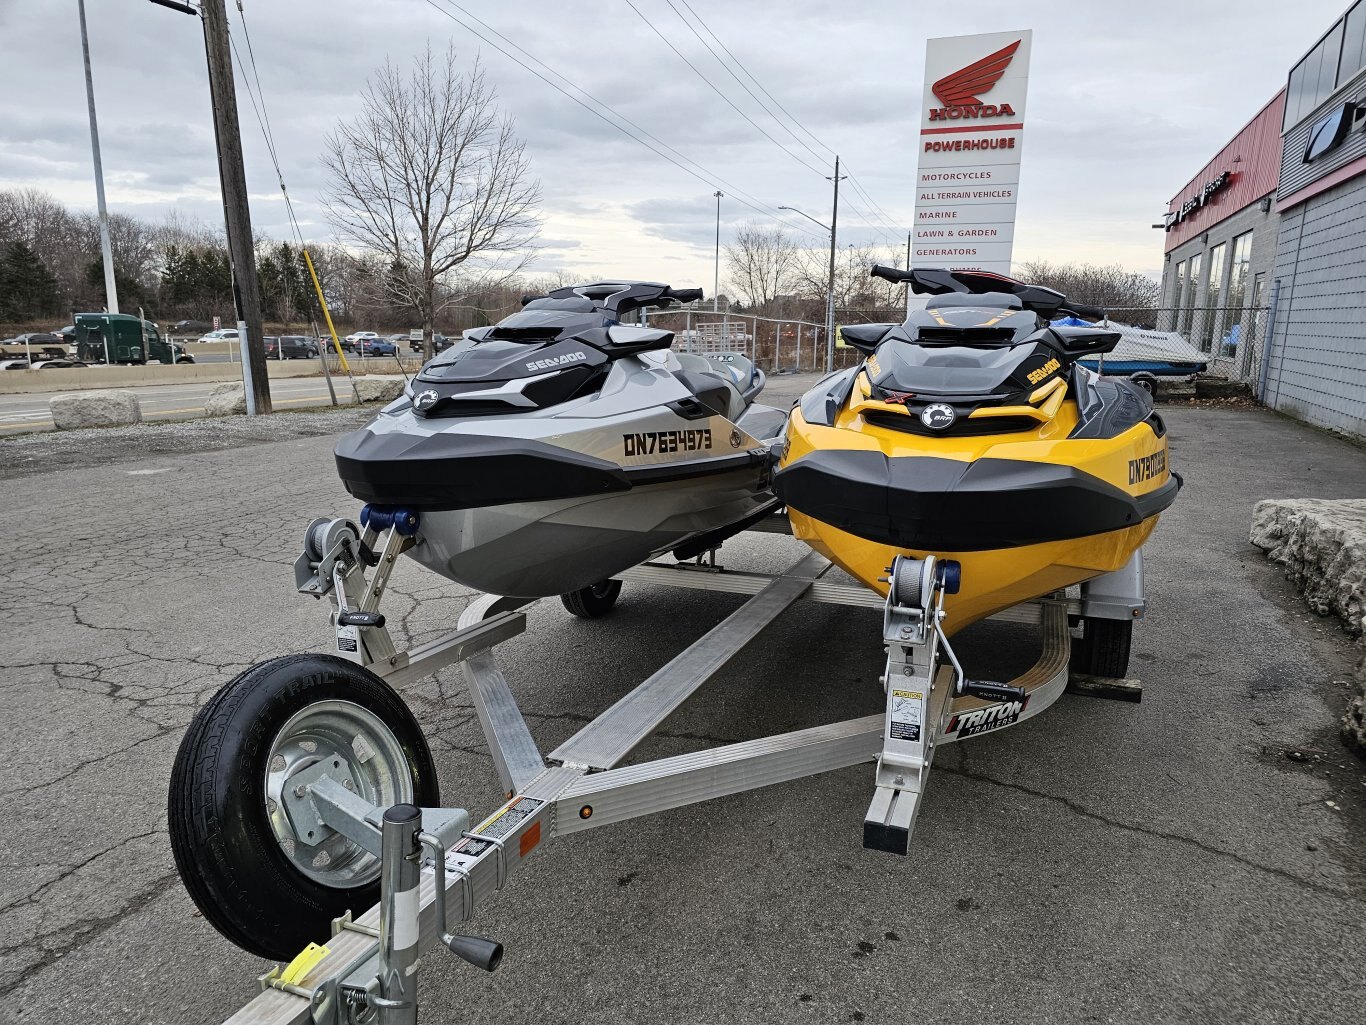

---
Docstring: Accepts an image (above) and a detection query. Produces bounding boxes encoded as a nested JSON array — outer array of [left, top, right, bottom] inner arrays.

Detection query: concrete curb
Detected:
[[1250, 498, 1366, 756]]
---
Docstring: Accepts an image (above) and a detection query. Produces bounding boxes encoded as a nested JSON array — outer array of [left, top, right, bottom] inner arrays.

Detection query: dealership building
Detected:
[[1159, 1, 1366, 438]]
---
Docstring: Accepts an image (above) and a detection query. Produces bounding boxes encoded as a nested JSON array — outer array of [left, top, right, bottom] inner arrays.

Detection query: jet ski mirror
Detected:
[[1048, 325, 1121, 355]]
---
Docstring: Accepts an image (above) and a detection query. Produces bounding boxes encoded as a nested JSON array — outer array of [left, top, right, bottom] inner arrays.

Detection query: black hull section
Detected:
[[335, 428, 767, 512], [774, 451, 1179, 551], [335, 429, 632, 511]]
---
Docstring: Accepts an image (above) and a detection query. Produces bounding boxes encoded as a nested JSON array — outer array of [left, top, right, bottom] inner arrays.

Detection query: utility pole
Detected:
[[712, 191, 723, 313], [77, 0, 118, 315], [825, 155, 845, 373], [199, 0, 271, 413], [906, 231, 912, 270]]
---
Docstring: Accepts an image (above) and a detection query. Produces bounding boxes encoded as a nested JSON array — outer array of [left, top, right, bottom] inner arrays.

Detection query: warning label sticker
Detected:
[[889, 689, 923, 742], [452, 797, 545, 859], [335, 624, 359, 654]]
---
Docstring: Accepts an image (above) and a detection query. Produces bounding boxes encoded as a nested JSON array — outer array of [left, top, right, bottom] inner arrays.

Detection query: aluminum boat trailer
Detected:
[[199, 510, 1145, 1025]]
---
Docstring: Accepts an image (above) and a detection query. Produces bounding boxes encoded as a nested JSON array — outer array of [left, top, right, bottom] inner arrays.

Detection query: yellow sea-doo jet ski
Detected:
[[775, 265, 1179, 634]]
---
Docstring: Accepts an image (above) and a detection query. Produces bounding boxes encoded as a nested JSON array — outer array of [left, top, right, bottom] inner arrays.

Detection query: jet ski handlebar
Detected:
[[1065, 301, 1107, 320], [870, 265, 1108, 320]]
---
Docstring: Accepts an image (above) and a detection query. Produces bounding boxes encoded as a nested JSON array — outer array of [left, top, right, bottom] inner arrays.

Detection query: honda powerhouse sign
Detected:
[[913, 30, 1032, 275]]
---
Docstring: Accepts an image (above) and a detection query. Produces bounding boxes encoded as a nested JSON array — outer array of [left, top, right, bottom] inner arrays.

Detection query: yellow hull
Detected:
[[788, 508, 1157, 633], [777, 369, 1173, 632]]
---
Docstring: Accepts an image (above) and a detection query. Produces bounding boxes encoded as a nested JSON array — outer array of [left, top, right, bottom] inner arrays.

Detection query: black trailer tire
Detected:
[[560, 579, 622, 619], [1076, 617, 1133, 679], [168, 653, 438, 960]]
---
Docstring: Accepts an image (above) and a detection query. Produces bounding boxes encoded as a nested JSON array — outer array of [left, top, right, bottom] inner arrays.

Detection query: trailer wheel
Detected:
[[561, 579, 622, 619], [1075, 617, 1132, 678], [1129, 373, 1158, 398], [168, 653, 438, 960]]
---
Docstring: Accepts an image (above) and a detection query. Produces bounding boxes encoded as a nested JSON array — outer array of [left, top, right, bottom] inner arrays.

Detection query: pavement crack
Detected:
[[940, 765, 1352, 901]]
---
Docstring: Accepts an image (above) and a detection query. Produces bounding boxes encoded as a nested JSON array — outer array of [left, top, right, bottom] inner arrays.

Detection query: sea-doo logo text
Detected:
[[414, 389, 438, 411], [920, 403, 956, 430], [525, 351, 587, 372], [623, 429, 712, 456], [1129, 451, 1167, 484], [929, 39, 1021, 121], [1026, 357, 1061, 385], [947, 696, 1029, 738]]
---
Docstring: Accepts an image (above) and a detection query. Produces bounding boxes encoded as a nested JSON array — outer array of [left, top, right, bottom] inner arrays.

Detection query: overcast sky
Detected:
[[0, 0, 1347, 290]]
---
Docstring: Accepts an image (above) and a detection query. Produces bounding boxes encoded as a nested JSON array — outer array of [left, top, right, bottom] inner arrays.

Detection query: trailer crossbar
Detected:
[[548, 551, 829, 770]]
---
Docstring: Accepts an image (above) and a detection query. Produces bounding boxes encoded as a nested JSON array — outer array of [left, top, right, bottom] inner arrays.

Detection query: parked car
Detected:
[[198, 328, 240, 343], [264, 335, 319, 359], [171, 320, 214, 335], [344, 331, 380, 351], [408, 332, 453, 353], [359, 336, 398, 356]]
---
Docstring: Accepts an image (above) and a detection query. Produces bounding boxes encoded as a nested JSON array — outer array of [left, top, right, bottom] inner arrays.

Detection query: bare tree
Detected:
[[322, 46, 541, 358], [1016, 260, 1160, 312], [790, 243, 906, 322], [724, 223, 799, 312]]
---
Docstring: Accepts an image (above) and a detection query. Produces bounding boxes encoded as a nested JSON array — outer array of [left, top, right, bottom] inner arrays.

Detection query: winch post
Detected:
[[377, 804, 422, 1024], [864, 557, 957, 855]]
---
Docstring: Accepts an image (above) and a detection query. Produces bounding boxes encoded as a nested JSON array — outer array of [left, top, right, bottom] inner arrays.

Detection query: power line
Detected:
[[660, 0, 827, 168], [672, 0, 835, 162], [623, 0, 829, 179], [421, 0, 827, 244], [662, 0, 907, 242]]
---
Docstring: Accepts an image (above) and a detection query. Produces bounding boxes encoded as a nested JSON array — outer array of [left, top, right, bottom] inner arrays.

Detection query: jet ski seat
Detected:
[[674, 351, 747, 420]]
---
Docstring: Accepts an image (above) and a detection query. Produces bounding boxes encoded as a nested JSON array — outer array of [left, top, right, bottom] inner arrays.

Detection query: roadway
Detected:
[[0, 376, 358, 433], [1, 398, 1364, 1024]]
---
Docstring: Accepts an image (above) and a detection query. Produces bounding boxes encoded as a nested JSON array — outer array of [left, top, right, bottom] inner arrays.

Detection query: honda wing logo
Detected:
[[929, 39, 1020, 121]]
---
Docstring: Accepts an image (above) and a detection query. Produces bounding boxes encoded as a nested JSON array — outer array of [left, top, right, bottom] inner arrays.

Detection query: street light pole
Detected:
[[77, 0, 118, 315], [825, 155, 844, 374], [780, 156, 844, 374], [712, 190, 723, 313]]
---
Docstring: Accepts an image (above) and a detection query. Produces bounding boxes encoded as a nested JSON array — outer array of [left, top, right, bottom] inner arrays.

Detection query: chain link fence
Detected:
[[1108, 306, 1269, 385]]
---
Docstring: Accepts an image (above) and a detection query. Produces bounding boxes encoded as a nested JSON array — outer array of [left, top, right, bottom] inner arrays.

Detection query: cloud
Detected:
[[0, 0, 1343, 284]]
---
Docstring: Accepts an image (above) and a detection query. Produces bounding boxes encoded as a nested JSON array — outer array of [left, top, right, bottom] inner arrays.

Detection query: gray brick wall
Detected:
[[1264, 177, 1366, 439]]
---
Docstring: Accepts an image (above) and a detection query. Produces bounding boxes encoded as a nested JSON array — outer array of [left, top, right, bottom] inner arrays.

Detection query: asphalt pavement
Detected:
[[2, 389, 1364, 1025]]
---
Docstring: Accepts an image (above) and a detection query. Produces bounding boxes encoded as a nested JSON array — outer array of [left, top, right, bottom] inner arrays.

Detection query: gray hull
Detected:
[[407, 463, 772, 596]]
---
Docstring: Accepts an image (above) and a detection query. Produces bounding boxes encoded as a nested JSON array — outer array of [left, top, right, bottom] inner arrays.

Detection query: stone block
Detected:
[[49, 389, 142, 430], [351, 375, 406, 403], [204, 383, 247, 417]]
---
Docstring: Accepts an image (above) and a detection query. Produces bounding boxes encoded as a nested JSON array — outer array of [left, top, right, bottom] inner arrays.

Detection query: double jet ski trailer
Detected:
[[174, 512, 1147, 1025]]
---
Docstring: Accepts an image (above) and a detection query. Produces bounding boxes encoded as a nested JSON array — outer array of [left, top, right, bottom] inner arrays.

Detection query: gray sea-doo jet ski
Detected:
[[334, 281, 787, 597]]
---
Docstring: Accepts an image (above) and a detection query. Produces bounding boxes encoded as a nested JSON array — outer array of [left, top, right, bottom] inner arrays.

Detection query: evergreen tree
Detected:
[[0, 241, 61, 321]]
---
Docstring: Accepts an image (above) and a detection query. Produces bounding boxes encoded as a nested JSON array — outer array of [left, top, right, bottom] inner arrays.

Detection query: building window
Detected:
[[1285, 4, 1361, 129], [1226, 232, 1253, 310], [1181, 253, 1201, 335], [1342, 2, 1366, 84], [1200, 243, 1227, 352], [1173, 259, 1187, 311]]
